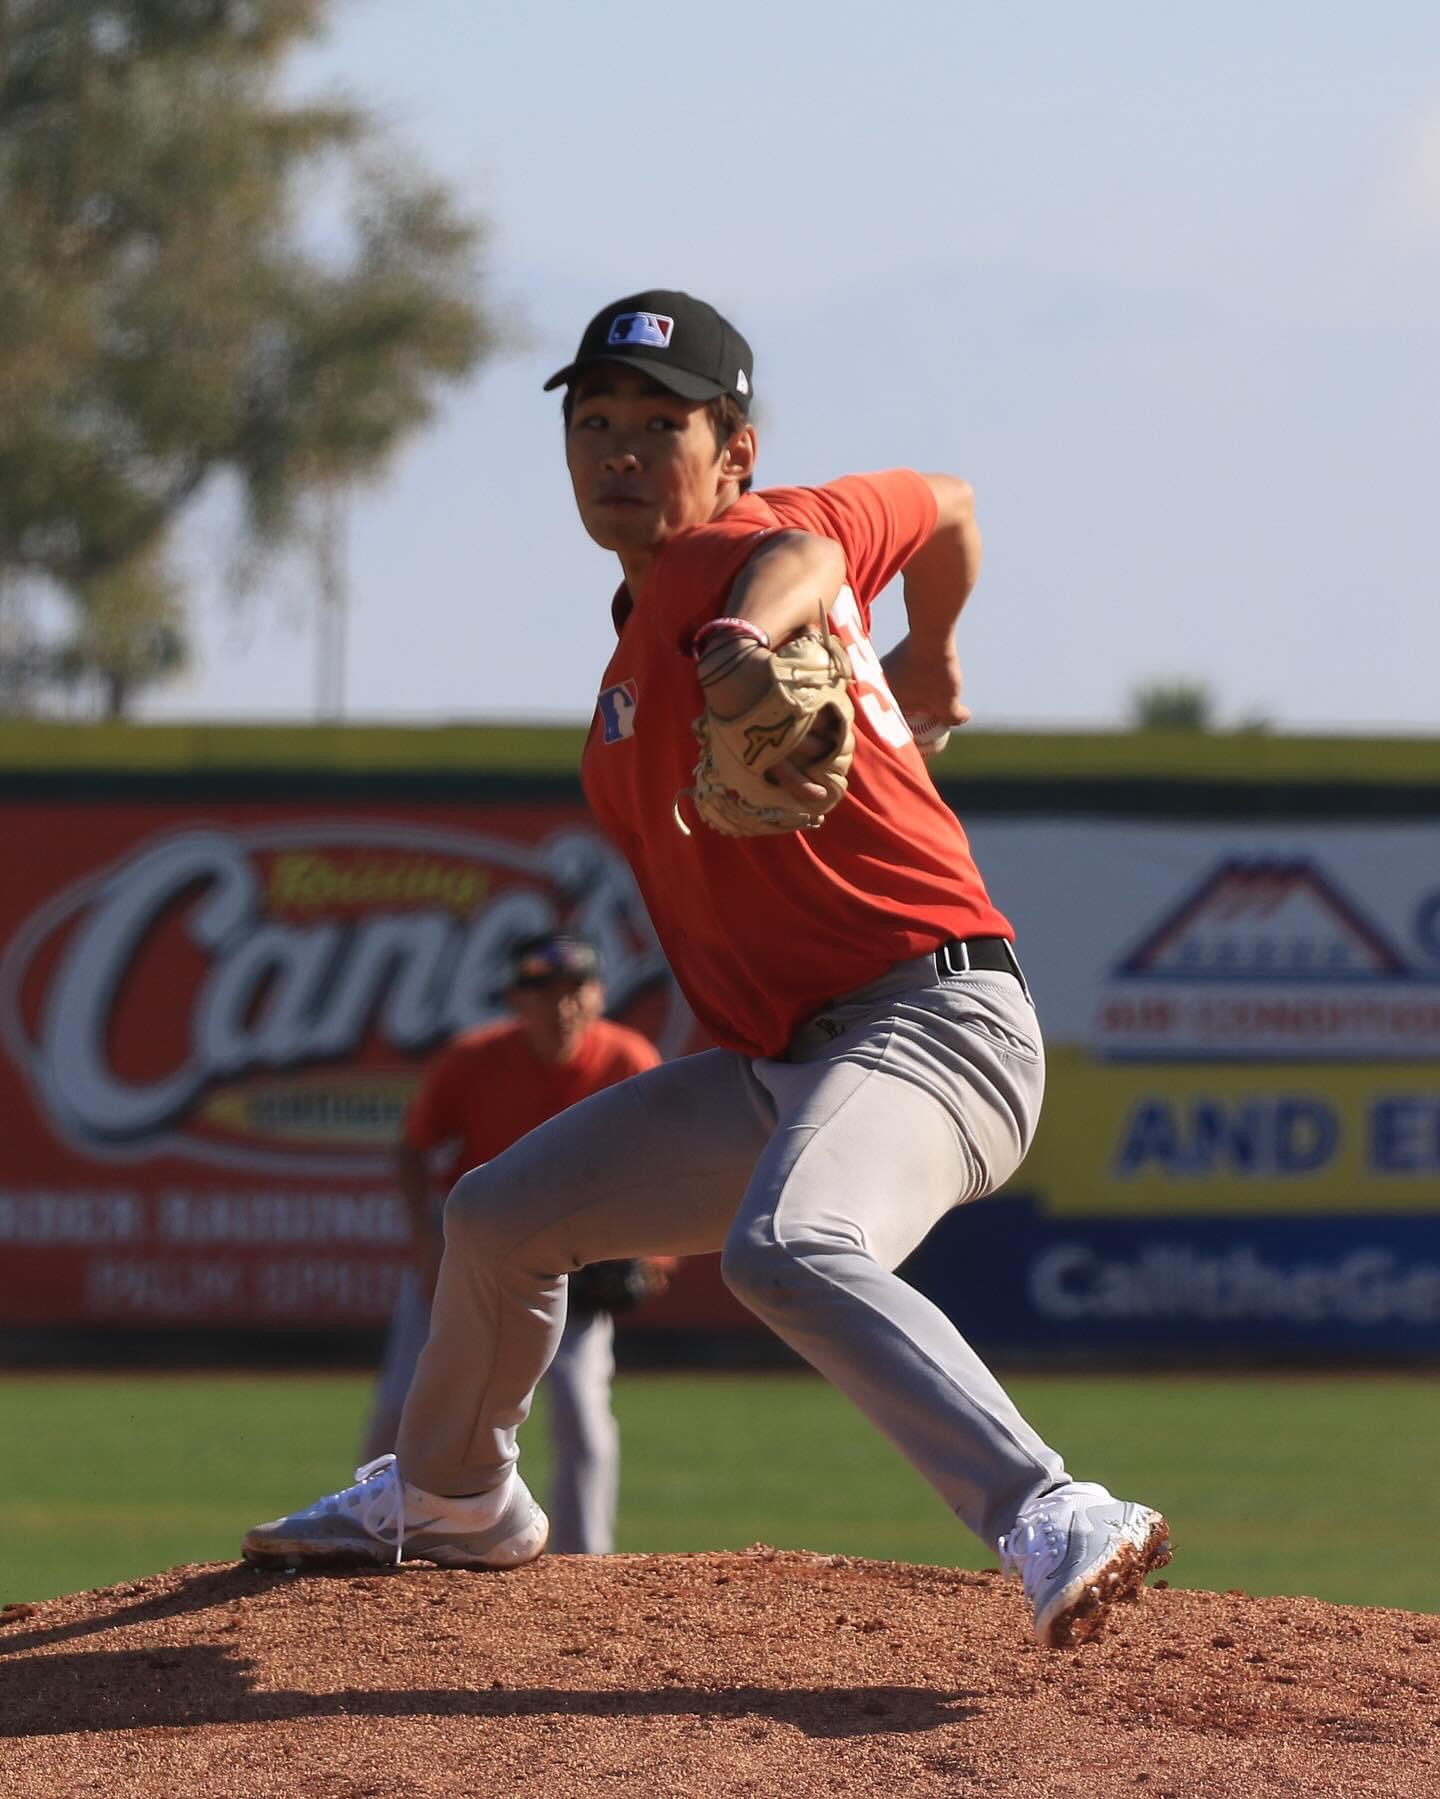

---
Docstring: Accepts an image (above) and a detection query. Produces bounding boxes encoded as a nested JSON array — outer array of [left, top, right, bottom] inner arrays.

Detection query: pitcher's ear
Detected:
[[722, 422, 758, 483]]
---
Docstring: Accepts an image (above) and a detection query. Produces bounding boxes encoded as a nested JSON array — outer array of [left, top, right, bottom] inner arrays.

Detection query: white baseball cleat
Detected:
[[242, 1454, 549, 1571], [997, 1480, 1171, 1648]]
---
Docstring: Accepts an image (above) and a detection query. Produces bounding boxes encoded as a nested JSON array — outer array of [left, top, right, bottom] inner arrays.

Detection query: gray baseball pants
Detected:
[[396, 952, 1067, 1549], [363, 1272, 620, 1554]]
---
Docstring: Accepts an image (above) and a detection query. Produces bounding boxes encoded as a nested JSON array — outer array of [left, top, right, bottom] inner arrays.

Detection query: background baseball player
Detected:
[[359, 931, 666, 1554], [245, 290, 1172, 1648]]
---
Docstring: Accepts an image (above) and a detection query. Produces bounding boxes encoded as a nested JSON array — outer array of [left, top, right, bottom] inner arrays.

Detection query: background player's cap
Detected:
[[543, 290, 753, 413], [503, 932, 601, 993]]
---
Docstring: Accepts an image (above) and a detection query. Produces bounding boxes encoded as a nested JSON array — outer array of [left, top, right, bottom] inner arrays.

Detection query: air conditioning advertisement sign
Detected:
[[907, 820, 1440, 1355]]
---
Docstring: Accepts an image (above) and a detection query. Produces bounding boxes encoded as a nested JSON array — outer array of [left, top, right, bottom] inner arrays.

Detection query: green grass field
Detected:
[[3, 1370, 1435, 1613]]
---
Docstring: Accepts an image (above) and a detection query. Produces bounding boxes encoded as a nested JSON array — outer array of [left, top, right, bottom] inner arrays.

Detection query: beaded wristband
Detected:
[[691, 616, 771, 658]]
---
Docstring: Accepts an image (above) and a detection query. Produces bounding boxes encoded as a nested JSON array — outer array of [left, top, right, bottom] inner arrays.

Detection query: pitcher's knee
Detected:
[[721, 1223, 827, 1315], [442, 1163, 515, 1262]]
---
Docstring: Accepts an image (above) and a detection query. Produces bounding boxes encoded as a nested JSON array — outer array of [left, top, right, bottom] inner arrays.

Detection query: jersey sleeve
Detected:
[[403, 1049, 461, 1152], [622, 1033, 663, 1075], [596, 1026, 663, 1088], [644, 473, 938, 633], [802, 471, 939, 625]]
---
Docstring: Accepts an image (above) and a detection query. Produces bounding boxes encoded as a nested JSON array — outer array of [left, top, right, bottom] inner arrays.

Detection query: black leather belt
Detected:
[[934, 936, 1025, 984]]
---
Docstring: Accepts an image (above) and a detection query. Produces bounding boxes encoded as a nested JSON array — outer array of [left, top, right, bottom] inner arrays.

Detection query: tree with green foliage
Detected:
[[1129, 680, 1215, 732], [0, 0, 493, 716]]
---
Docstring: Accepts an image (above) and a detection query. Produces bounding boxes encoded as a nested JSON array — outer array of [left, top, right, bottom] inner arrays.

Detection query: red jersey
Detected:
[[404, 1019, 661, 1187], [580, 469, 1012, 1059]]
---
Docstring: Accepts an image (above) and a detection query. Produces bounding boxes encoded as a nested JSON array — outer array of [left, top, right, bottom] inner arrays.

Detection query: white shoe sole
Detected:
[[241, 1507, 550, 1573], [1033, 1508, 1172, 1648], [241, 1531, 396, 1571]]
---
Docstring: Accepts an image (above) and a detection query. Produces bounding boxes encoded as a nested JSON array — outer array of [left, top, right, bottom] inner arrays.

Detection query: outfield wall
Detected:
[[2, 721, 1438, 1357]]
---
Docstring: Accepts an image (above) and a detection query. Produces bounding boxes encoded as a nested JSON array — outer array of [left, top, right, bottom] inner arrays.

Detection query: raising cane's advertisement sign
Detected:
[[0, 801, 697, 1327]]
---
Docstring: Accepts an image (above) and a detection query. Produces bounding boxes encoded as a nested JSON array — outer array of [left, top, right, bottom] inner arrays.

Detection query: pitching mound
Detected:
[[2, 1550, 1437, 1798]]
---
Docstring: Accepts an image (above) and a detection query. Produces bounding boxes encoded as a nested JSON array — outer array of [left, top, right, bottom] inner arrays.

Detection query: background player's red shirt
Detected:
[[404, 1019, 661, 1188], [580, 469, 1013, 1059]]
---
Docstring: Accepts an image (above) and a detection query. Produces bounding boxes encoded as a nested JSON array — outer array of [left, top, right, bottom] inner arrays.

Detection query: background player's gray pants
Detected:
[[364, 1272, 620, 1554], [543, 1310, 619, 1555], [398, 956, 1064, 1549]]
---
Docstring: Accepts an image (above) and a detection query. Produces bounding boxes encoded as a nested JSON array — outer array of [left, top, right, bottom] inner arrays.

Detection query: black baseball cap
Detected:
[[543, 289, 753, 413], [504, 932, 601, 992]]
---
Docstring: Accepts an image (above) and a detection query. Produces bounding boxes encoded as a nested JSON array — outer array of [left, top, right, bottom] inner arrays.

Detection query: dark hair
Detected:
[[562, 386, 753, 495]]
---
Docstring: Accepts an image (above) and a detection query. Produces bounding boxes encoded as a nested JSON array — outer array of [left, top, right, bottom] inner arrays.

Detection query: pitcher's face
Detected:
[[565, 367, 753, 554]]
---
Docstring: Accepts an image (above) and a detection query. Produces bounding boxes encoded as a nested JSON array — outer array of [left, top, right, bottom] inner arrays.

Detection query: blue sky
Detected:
[[147, 0, 1440, 732]]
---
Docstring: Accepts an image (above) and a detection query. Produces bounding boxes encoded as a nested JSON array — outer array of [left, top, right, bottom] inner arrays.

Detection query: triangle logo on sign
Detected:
[[1114, 859, 1408, 981]]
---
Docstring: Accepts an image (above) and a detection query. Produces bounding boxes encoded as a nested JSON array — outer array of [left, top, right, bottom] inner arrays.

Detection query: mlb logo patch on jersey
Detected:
[[596, 679, 639, 743], [607, 312, 674, 350]]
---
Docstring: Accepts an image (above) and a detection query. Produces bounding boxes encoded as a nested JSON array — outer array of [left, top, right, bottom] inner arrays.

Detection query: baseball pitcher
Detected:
[[245, 290, 1171, 1648]]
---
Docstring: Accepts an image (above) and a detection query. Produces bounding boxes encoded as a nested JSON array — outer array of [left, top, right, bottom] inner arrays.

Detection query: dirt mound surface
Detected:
[[2, 1550, 1437, 1797]]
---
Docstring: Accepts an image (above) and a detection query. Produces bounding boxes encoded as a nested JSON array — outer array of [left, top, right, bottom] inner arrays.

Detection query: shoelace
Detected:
[[343, 1453, 406, 1565], [997, 1508, 1066, 1589]]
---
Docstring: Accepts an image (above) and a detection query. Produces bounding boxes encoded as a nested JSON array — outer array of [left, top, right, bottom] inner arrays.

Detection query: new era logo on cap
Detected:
[[607, 312, 674, 349]]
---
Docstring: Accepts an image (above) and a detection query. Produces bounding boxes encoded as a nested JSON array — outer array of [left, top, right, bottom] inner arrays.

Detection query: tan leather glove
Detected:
[[681, 628, 855, 837]]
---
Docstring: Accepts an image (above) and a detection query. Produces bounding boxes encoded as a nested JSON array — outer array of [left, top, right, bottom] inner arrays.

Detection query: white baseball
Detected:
[[906, 712, 951, 757]]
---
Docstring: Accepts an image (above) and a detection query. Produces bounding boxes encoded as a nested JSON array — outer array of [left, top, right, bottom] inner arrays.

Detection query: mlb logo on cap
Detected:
[[608, 312, 674, 349]]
